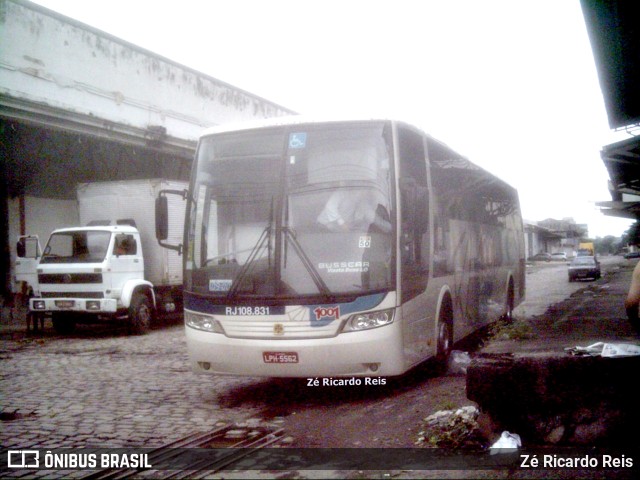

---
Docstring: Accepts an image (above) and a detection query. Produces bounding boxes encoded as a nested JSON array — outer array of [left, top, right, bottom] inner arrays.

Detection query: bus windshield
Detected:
[[187, 122, 395, 302]]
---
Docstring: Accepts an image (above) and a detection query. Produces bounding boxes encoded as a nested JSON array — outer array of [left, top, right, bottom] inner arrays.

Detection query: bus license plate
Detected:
[[263, 352, 299, 364]]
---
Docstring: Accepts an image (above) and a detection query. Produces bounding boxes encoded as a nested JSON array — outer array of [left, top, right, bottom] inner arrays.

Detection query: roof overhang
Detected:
[[0, 95, 196, 159], [596, 135, 640, 219], [580, 0, 640, 130], [581, 0, 640, 222]]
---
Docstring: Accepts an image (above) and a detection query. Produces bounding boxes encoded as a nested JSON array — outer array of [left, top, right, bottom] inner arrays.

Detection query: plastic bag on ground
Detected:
[[448, 350, 471, 374], [490, 431, 522, 453], [565, 342, 640, 357], [601, 343, 640, 357]]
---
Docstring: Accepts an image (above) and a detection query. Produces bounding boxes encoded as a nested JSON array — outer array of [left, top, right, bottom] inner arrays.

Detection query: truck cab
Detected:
[[29, 223, 155, 334]]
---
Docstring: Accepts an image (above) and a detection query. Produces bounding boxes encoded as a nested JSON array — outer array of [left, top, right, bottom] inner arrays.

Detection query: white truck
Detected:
[[18, 179, 186, 334]]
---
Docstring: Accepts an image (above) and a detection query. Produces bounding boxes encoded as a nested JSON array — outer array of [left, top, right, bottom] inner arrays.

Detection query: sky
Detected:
[[29, 0, 636, 238]]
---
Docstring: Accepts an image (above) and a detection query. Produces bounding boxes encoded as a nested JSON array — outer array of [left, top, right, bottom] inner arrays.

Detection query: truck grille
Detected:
[[41, 292, 104, 298], [38, 273, 103, 284]]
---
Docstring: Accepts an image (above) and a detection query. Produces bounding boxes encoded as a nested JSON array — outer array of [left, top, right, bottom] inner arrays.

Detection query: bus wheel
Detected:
[[501, 282, 515, 324], [129, 293, 152, 335], [52, 314, 76, 334], [435, 306, 453, 373]]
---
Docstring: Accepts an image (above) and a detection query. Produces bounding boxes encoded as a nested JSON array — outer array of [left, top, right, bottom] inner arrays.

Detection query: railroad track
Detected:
[[80, 423, 285, 480]]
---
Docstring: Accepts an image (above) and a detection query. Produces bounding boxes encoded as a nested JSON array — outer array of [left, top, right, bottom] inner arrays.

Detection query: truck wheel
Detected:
[[129, 293, 152, 335], [52, 314, 76, 334]]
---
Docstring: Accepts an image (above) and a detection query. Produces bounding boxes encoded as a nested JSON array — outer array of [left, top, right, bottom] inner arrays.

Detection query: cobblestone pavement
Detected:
[[1, 257, 638, 479], [0, 318, 268, 450]]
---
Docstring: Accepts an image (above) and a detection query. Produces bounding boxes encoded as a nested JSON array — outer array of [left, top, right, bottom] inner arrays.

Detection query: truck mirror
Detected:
[[155, 196, 169, 241], [16, 238, 26, 258], [156, 189, 184, 254], [16, 236, 40, 259]]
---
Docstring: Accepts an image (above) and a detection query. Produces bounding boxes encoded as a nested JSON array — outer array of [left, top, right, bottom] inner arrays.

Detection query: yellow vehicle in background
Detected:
[[578, 242, 595, 257]]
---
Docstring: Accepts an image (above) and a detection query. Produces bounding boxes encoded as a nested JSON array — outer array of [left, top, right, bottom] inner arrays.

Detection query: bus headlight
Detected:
[[342, 309, 394, 332], [185, 311, 225, 334]]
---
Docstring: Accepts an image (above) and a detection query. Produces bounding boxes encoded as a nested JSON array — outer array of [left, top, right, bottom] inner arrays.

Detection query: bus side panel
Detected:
[[401, 278, 442, 367]]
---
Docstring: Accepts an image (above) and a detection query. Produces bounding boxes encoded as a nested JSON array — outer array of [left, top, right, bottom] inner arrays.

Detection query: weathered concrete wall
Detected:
[[0, 0, 296, 297], [467, 353, 640, 446], [8, 195, 79, 293], [0, 0, 294, 144]]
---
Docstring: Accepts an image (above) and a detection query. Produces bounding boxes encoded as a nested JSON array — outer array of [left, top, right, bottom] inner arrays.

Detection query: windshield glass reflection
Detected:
[[187, 122, 395, 301]]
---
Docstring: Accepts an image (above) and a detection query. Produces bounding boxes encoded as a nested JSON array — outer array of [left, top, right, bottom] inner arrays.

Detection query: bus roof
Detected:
[[201, 116, 395, 137], [200, 116, 517, 191], [201, 117, 461, 162]]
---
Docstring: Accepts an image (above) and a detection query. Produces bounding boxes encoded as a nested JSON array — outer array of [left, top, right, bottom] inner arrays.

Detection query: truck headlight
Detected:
[[185, 311, 225, 334], [86, 300, 101, 311], [32, 300, 46, 310], [342, 309, 394, 332]]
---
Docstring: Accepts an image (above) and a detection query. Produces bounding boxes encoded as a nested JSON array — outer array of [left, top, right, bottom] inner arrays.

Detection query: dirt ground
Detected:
[[280, 258, 639, 449], [260, 365, 470, 448]]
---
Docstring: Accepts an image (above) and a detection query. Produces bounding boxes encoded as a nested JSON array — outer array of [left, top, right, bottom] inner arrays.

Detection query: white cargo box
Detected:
[[77, 179, 186, 286]]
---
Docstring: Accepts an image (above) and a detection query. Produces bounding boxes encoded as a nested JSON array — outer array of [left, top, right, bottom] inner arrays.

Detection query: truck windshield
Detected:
[[186, 122, 395, 302], [41, 231, 111, 264]]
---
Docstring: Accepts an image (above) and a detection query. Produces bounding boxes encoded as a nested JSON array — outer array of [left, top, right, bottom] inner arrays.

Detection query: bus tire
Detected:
[[52, 314, 76, 334], [501, 280, 515, 323], [435, 298, 453, 373], [129, 292, 152, 335]]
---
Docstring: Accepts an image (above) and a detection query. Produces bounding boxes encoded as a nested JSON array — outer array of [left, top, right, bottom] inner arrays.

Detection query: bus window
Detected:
[[428, 139, 469, 277], [398, 126, 429, 301]]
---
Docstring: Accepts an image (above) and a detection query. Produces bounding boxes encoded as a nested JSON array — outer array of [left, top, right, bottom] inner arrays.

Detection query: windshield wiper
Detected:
[[227, 199, 274, 298], [226, 225, 272, 298]]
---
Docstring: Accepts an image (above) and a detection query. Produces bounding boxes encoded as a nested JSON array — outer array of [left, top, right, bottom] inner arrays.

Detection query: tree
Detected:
[[595, 235, 619, 255], [622, 221, 640, 247]]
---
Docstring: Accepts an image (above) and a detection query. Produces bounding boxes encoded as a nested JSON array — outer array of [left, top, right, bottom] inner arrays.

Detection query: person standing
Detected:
[[625, 260, 640, 331]]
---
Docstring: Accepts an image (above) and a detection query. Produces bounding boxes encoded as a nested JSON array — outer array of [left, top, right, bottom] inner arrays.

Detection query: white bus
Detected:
[[158, 118, 525, 377]]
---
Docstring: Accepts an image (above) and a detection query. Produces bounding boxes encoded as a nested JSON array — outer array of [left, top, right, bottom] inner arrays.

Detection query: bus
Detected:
[[156, 118, 525, 378]]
